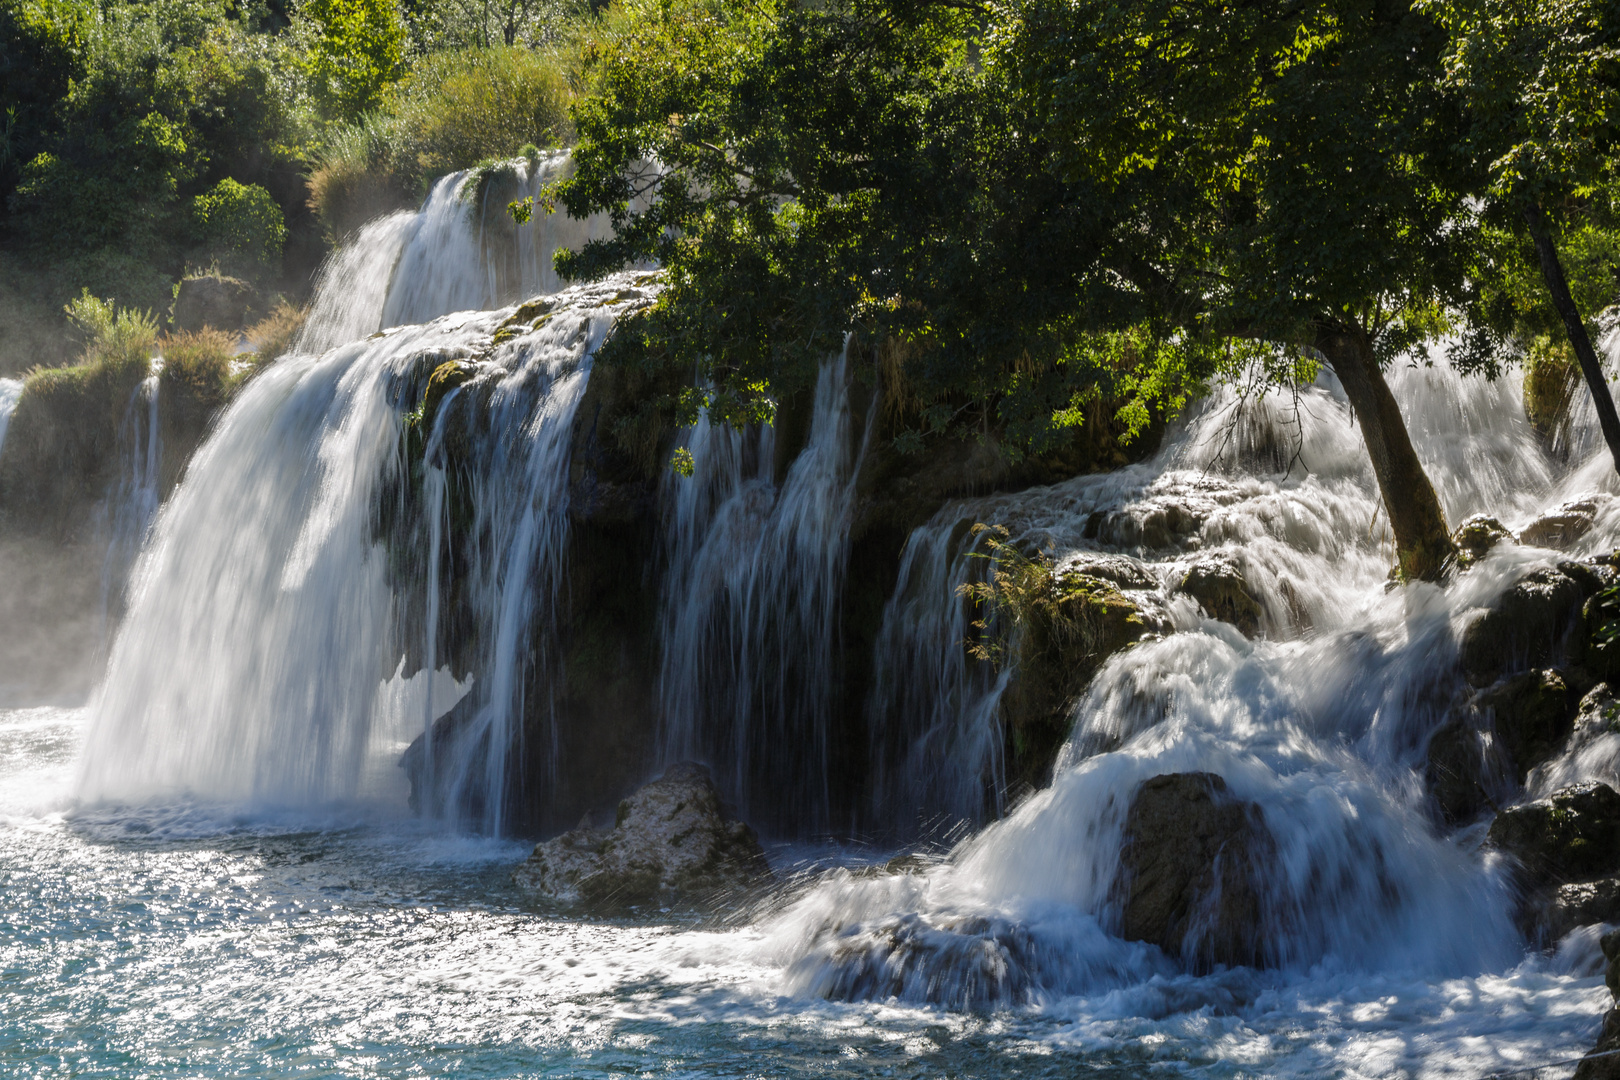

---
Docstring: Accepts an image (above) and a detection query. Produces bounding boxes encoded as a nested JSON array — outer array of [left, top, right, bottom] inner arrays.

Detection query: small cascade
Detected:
[[0, 378, 22, 455], [78, 276, 648, 815], [300, 153, 614, 356], [97, 373, 162, 628], [656, 350, 873, 834]]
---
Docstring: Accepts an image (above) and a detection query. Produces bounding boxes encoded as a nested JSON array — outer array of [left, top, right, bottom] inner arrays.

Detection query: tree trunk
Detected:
[[1524, 203, 1620, 476], [1317, 322, 1455, 582]]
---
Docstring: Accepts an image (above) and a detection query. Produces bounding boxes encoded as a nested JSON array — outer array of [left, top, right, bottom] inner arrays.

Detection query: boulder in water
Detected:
[[172, 271, 254, 333], [1478, 668, 1576, 783], [1175, 554, 1262, 636], [1452, 515, 1511, 568], [1460, 565, 1600, 687], [512, 762, 771, 907], [1548, 879, 1620, 941], [1520, 496, 1611, 551], [1489, 782, 1620, 887], [1110, 772, 1274, 969]]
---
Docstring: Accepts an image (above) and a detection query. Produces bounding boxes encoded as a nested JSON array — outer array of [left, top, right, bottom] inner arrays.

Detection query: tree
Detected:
[[1425, 0, 1620, 474], [997, 0, 1472, 581], [303, 0, 405, 119]]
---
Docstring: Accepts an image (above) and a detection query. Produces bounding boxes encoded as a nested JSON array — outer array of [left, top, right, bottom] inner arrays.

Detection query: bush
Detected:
[[305, 112, 414, 238], [159, 328, 236, 393], [244, 299, 308, 365], [61, 290, 158, 379], [192, 178, 288, 281], [303, 0, 406, 118]]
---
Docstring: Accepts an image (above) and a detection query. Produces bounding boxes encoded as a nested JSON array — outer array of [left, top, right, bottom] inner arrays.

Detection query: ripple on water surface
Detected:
[[0, 707, 1607, 1079]]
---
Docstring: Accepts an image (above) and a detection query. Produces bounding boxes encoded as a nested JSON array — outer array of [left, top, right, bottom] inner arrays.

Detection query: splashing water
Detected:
[[0, 377, 22, 454]]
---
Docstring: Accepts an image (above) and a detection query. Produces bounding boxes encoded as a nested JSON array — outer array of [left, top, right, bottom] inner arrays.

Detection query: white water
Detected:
[[656, 349, 875, 833], [299, 153, 616, 355], [97, 373, 163, 629], [0, 376, 22, 454], [78, 276, 651, 814]]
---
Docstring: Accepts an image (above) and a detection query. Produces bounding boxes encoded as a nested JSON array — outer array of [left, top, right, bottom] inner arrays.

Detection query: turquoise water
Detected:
[[2, 705, 1610, 1079]]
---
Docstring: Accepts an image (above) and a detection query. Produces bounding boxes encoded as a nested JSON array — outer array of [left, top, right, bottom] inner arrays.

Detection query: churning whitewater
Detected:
[[3, 160, 1619, 1078]]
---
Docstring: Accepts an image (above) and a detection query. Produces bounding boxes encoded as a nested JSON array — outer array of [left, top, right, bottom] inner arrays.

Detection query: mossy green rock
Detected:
[[1451, 515, 1510, 568], [1489, 782, 1620, 887], [1479, 668, 1576, 783], [1460, 566, 1601, 687], [1177, 554, 1262, 636]]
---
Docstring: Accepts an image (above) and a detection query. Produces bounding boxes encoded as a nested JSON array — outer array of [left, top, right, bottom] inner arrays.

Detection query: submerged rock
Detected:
[[1451, 515, 1511, 568], [1110, 772, 1274, 970], [1175, 554, 1262, 636], [1520, 496, 1611, 551], [512, 762, 771, 907], [1489, 782, 1620, 887]]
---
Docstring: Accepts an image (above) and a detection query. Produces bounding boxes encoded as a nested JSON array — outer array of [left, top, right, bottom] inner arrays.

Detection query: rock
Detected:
[[999, 572, 1155, 791], [1176, 554, 1262, 636], [1452, 515, 1511, 568], [1520, 496, 1612, 551], [1575, 1006, 1620, 1080], [1110, 772, 1274, 970], [1489, 782, 1620, 887], [1605, 928, 1620, 999], [512, 762, 771, 907], [1478, 668, 1576, 782], [1460, 566, 1599, 687], [1548, 879, 1620, 940], [1082, 477, 1245, 552], [172, 272, 253, 333], [1425, 721, 1494, 825], [1060, 552, 1159, 591]]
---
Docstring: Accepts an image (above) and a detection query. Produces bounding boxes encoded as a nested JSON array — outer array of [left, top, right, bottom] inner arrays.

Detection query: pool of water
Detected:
[[1, 706, 1607, 1079]]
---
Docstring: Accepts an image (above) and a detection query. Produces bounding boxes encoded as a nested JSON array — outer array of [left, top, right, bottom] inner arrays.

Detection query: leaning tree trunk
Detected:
[[1524, 203, 1620, 477], [1317, 322, 1455, 582]]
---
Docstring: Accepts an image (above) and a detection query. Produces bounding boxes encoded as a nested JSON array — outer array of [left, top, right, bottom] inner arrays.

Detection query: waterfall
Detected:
[[656, 349, 873, 835], [299, 153, 615, 356], [97, 373, 162, 630], [784, 356, 1609, 1003], [78, 275, 650, 815], [0, 378, 22, 455]]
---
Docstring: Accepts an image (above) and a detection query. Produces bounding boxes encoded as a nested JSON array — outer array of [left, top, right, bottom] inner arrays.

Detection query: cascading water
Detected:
[[78, 275, 652, 814], [0, 377, 22, 454], [769, 356, 1619, 1041], [299, 152, 616, 355], [655, 349, 874, 834], [97, 373, 162, 631]]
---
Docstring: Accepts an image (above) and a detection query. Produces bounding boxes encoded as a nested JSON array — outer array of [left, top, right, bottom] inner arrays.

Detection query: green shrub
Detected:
[[302, 0, 406, 119], [62, 290, 158, 379], [159, 328, 236, 393], [244, 299, 308, 365], [306, 111, 414, 238], [192, 178, 287, 280]]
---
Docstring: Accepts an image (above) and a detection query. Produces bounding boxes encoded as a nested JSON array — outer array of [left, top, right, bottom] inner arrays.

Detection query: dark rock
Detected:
[[1452, 515, 1511, 568], [1605, 928, 1620, 999], [1425, 721, 1494, 825], [1062, 552, 1159, 591], [999, 572, 1155, 791], [172, 272, 253, 333], [1479, 668, 1576, 783], [1520, 496, 1611, 551], [1548, 879, 1620, 940], [512, 762, 772, 907], [1575, 1007, 1620, 1080], [1110, 772, 1274, 970], [1176, 554, 1262, 636], [1489, 782, 1620, 887], [1460, 566, 1599, 687]]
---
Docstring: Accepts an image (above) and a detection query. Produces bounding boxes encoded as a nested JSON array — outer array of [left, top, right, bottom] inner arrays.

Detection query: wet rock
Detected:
[[1520, 496, 1611, 551], [1452, 515, 1511, 568], [1425, 721, 1494, 825], [512, 762, 771, 907], [1060, 552, 1159, 591], [1176, 554, 1262, 636], [1575, 1003, 1620, 1080], [1479, 668, 1576, 783], [172, 271, 254, 333], [999, 572, 1155, 791], [1082, 476, 1245, 552], [1548, 879, 1620, 941], [1489, 782, 1620, 887], [1110, 772, 1274, 970], [1460, 566, 1600, 687]]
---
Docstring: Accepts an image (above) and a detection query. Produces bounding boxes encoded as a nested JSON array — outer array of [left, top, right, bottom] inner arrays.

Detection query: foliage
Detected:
[[62, 289, 159, 377], [192, 177, 287, 280], [159, 326, 237, 391], [244, 298, 308, 364], [301, 0, 406, 118]]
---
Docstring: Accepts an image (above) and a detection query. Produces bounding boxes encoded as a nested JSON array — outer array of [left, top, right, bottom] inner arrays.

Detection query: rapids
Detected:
[[5, 159, 1620, 1076]]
